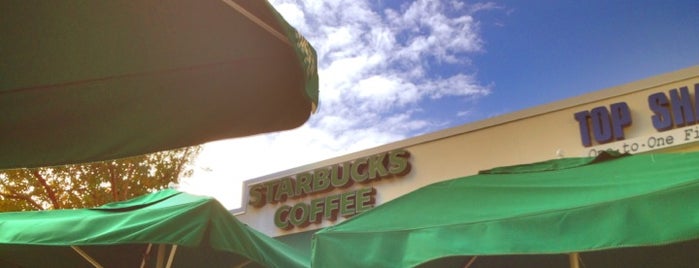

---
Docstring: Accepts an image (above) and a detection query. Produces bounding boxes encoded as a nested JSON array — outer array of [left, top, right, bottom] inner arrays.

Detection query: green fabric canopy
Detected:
[[0, 0, 318, 169], [0, 189, 309, 268], [312, 151, 699, 267]]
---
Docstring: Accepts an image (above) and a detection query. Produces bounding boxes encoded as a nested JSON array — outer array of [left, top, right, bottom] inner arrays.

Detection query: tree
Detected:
[[0, 146, 200, 211]]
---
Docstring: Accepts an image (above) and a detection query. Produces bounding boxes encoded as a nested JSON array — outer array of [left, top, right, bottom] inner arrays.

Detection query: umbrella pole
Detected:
[[569, 252, 580, 268], [156, 244, 166, 268]]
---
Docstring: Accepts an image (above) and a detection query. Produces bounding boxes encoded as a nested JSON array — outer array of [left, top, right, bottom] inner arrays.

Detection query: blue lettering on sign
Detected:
[[648, 92, 673, 131], [574, 111, 593, 147], [610, 102, 632, 140], [576, 83, 699, 148], [591, 107, 613, 143], [574, 102, 632, 147], [670, 87, 696, 127], [649, 84, 699, 131]]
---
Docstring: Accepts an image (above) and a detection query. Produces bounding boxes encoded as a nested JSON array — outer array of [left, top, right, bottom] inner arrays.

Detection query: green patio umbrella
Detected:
[[0, 0, 318, 169], [312, 151, 699, 267], [0, 189, 309, 268]]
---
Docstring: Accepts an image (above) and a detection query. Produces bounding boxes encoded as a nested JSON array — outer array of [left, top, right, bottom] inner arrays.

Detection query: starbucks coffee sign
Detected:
[[247, 149, 411, 229]]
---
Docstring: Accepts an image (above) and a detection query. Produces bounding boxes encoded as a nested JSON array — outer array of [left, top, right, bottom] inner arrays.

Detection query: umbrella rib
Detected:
[[221, 0, 291, 47], [234, 260, 252, 268], [140, 243, 153, 268], [70, 245, 104, 268], [166, 245, 178, 268], [463, 256, 478, 268]]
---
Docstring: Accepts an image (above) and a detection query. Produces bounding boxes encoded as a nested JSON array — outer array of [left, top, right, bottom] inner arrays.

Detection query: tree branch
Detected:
[[30, 169, 60, 209], [122, 162, 136, 200], [106, 162, 118, 201], [173, 148, 190, 179], [0, 191, 44, 210]]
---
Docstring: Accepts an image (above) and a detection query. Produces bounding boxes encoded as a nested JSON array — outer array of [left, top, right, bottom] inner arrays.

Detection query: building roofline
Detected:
[[232, 65, 699, 215]]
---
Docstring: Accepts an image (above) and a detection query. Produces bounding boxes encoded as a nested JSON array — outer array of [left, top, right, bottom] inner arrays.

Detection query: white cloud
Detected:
[[457, 110, 473, 117], [425, 74, 490, 99], [181, 0, 494, 209]]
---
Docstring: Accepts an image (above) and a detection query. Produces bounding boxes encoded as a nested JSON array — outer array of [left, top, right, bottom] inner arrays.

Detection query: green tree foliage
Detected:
[[0, 146, 200, 211]]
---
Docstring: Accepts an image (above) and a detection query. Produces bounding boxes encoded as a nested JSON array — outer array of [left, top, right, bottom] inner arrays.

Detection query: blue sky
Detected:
[[468, 0, 699, 120], [183, 0, 699, 208]]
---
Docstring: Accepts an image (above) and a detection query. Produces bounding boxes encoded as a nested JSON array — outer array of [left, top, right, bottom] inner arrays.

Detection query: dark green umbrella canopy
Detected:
[[0, 0, 318, 169], [0, 189, 309, 268], [312, 151, 699, 267]]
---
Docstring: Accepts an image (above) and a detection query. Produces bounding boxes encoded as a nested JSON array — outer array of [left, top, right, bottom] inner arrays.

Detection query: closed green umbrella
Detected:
[[0, 0, 318, 169], [0, 189, 309, 268], [312, 151, 699, 267]]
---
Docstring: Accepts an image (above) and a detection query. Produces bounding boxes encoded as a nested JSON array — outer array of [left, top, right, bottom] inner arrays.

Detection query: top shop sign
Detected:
[[575, 83, 699, 148]]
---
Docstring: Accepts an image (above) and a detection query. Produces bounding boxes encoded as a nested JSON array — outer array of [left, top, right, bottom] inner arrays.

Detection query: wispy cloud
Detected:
[[181, 0, 495, 209]]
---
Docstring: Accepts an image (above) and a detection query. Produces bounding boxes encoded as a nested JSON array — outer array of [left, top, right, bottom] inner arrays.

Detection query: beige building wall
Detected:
[[234, 66, 699, 237]]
